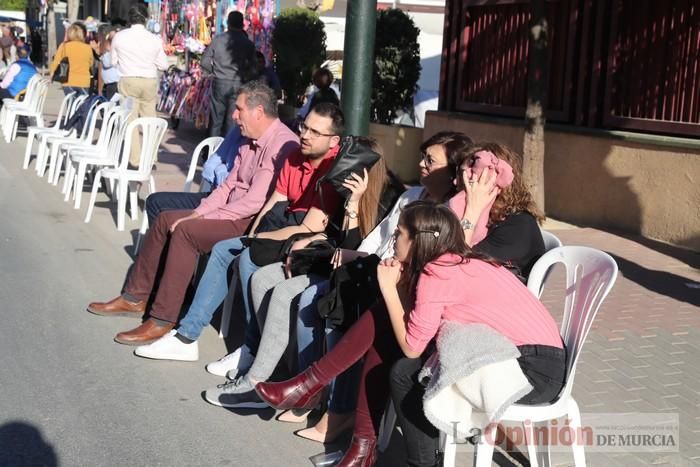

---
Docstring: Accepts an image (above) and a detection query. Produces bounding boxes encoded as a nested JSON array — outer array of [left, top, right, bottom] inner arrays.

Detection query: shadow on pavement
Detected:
[[608, 253, 700, 307], [0, 421, 58, 467]]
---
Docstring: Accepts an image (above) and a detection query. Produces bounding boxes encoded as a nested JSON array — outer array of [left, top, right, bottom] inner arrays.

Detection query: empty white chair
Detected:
[[63, 106, 131, 209], [39, 100, 110, 181], [24, 94, 89, 171], [85, 117, 169, 231], [442, 246, 618, 467], [22, 92, 77, 169]]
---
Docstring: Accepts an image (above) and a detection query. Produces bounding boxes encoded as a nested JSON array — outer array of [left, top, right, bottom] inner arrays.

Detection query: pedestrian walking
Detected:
[[111, 4, 168, 167], [200, 11, 257, 137]]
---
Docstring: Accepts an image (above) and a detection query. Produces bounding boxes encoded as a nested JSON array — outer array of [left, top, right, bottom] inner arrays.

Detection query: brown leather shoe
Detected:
[[337, 436, 378, 467], [114, 319, 174, 345], [87, 295, 146, 317], [255, 366, 327, 410]]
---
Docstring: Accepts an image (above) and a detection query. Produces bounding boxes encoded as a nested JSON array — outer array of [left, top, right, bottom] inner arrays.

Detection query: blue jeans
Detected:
[[238, 247, 262, 353], [296, 280, 360, 414], [177, 236, 258, 341]]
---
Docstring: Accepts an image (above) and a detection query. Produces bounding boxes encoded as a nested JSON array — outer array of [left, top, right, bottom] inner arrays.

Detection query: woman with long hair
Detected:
[[455, 142, 546, 278], [200, 138, 404, 408], [49, 23, 94, 95], [388, 142, 549, 466], [255, 201, 565, 466], [200, 131, 470, 437]]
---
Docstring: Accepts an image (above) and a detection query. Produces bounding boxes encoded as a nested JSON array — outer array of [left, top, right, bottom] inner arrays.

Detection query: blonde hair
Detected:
[[67, 24, 86, 42], [356, 138, 389, 237]]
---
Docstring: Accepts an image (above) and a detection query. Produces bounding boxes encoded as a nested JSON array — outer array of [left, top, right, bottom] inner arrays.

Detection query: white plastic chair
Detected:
[[133, 135, 223, 254], [184, 136, 225, 193], [2, 78, 50, 142], [40, 100, 109, 181], [376, 230, 567, 453], [541, 230, 563, 252], [22, 92, 78, 169], [24, 94, 88, 171], [0, 74, 40, 128], [442, 246, 618, 467], [85, 117, 168, 231], [63, 106, 131, 209]]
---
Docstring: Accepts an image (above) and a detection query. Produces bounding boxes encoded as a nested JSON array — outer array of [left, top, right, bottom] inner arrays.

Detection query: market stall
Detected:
[[154, 0, 276, 128]]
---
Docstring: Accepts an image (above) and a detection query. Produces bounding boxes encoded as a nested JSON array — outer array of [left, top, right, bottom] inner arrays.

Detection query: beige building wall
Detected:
[[422, 112, 700, 251]]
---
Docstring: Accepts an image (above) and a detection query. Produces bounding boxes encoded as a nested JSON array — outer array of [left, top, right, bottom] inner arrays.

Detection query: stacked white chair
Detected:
[[38, 100, 110, 181], [85, 117, 169, 231], [22, 92, 81, 170], [63, 106, 132, 209]]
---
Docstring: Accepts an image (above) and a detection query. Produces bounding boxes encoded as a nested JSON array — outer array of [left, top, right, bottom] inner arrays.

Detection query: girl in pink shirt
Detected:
[[255, 201, 566, 466]]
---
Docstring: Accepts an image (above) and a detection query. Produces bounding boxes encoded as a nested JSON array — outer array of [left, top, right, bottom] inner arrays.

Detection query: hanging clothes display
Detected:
[[153, 0, 276, 128]]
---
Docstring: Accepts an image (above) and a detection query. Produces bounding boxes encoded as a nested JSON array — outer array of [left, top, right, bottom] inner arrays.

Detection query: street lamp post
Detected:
[[340, 0, 377, 136]]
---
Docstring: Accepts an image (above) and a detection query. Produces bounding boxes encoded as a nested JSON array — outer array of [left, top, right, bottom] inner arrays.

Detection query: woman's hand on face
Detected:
[[342, 169, 369, 204], [463, 166, 500, 218], [377, 257, 403, 291]]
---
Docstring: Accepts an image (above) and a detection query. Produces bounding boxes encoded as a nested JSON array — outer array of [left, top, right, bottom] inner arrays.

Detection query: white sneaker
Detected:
[[205, 345, 254, 377], [134, 330, 199, 361]]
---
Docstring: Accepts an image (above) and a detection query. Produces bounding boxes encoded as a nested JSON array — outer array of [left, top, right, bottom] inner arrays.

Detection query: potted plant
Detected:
[[271, 8, 327, 108], [368, 8, 423, 183]]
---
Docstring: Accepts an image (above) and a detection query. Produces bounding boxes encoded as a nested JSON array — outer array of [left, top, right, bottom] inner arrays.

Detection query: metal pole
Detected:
[[341, 0, 377, 136]]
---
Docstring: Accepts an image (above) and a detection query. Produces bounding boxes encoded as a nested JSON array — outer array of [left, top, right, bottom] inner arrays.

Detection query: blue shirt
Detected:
[[201, 126, 242, 187]]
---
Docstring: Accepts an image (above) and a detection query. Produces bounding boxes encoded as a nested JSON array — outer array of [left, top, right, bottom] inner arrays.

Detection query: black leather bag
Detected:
[[317, 254, 381, 330], [316, 136, 381, 199], [52, 57, 70, 83], [242, 201, 308, 267], [288, 240, 337, 278]]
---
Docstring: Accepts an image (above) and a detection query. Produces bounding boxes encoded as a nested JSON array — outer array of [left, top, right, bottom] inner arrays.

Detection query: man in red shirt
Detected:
[[118, 103, 344, 352]]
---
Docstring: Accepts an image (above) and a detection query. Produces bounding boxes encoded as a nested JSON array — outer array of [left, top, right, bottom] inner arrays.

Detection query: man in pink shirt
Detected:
[[86, 82, 299, 336], [111, 4, 168, 167]]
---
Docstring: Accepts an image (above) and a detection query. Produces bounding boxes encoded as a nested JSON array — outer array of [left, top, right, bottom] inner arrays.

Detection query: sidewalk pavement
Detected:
[[23, 86, 700, 466]]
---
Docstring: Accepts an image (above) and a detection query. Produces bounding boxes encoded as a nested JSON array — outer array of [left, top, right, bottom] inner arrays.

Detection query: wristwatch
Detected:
[[460, 218, 474, 230]]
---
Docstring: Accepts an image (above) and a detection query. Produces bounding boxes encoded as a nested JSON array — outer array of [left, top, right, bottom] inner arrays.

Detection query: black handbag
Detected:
[[242, 201, 311, 267], [317, 254, 381, 330], [52, 44, 70, 84], [316, 136, 381, 199], [288, 240, 337, 277]]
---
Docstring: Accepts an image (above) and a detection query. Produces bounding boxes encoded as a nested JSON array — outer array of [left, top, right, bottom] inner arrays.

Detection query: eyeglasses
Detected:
[[298, 122, 336, 139], [420, 153, 448, 169]]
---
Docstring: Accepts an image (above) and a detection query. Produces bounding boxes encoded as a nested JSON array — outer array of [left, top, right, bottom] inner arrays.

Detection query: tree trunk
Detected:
[[47, 0, 57, 69], [67, 0, 80, 23], [522, 0, 548, 213]]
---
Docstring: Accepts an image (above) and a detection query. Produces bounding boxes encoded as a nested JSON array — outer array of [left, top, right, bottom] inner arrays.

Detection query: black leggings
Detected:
[[389, 344, 566, 467]]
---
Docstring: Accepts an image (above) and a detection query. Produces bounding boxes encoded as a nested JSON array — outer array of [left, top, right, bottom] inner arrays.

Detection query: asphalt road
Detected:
[[0, 138, 331, 466]]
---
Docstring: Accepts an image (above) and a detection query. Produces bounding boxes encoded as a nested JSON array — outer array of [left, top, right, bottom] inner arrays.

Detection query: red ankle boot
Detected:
[[337, 436, 378, 467], [254, 366, 327, 410]]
